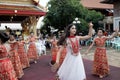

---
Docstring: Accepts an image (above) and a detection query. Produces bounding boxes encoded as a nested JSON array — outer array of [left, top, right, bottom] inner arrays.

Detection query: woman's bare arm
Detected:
[[79, 22, 93, 40], [106, 29, 119, 40]]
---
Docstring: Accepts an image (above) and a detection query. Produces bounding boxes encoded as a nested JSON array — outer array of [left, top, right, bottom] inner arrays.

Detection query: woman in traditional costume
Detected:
[[59, 46, 67, 66], [50, 36, 67, 66], [0, 32, 17, 80], [51, 45, 67, 72], [50, 36, 67, 72], [50, 36, 59, 65], [8, 34, 24, 79], [27, 32, 38, 63], [53, 22, 93, 80], [17, 35, 30, 69], [86, 28, 118, 78]]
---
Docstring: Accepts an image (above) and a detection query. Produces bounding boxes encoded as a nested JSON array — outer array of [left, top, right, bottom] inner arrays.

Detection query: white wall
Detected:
[[39, 0, 49, 7], [0, 23, 22, 30], [114, 17, 120, 31]]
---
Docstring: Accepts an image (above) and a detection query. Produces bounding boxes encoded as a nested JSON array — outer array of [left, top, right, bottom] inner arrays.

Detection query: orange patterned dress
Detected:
[[17, 41, 30, 69], [93, 37, 109, 76], [0, 45, 17, 80], [51, 40, 58, 62], [27, 36, 38, 61], [59, 46, 67, 65], [9, 42, 24, 78], [51, 40, 67, 65]]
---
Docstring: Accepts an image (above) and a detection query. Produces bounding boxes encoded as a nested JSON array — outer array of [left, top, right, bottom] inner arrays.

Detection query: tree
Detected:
[[42, 0, 104, 35]]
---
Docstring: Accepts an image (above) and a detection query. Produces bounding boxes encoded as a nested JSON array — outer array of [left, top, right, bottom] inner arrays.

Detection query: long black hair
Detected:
[[0, 32, 10, 44], [57, 23, 76, 45]]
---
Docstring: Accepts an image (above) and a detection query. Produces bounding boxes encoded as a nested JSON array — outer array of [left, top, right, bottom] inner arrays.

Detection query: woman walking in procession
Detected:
[[0, 32, 18, 80], [27, 32, 39, 63], [85, 28, 118, 78], [50, 35, 67, 72], [50, 35, 59, 65], [53, 22, 93, 80], [17, 35, 30, 69], [8, 33, 24, 79]]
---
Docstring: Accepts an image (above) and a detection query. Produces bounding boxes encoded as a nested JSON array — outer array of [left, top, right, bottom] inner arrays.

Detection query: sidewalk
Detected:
[[81, 46, 120, 67]]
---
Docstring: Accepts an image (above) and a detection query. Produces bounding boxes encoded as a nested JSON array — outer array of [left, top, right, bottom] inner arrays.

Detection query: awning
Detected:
[[81, 0, 113, 9], [0, 9, 46, 16], [0, 4, 46, 16]]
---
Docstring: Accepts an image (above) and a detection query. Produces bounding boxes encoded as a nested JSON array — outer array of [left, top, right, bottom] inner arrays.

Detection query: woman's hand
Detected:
[[89, 22, 93, 28]]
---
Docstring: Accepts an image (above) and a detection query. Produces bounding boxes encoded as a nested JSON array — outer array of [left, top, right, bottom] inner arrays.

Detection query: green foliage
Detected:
[[42, 0, 104, 34]]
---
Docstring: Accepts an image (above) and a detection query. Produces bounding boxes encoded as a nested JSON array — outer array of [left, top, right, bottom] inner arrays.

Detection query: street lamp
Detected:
[[73, 17, 81, 35], [73, 17, 81, 24]]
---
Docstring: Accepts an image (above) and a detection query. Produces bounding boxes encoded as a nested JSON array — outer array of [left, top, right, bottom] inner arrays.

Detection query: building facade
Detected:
[[0, 0, 46, 36], [101, 0, 120, 31], [81, 0, 114, 32]]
